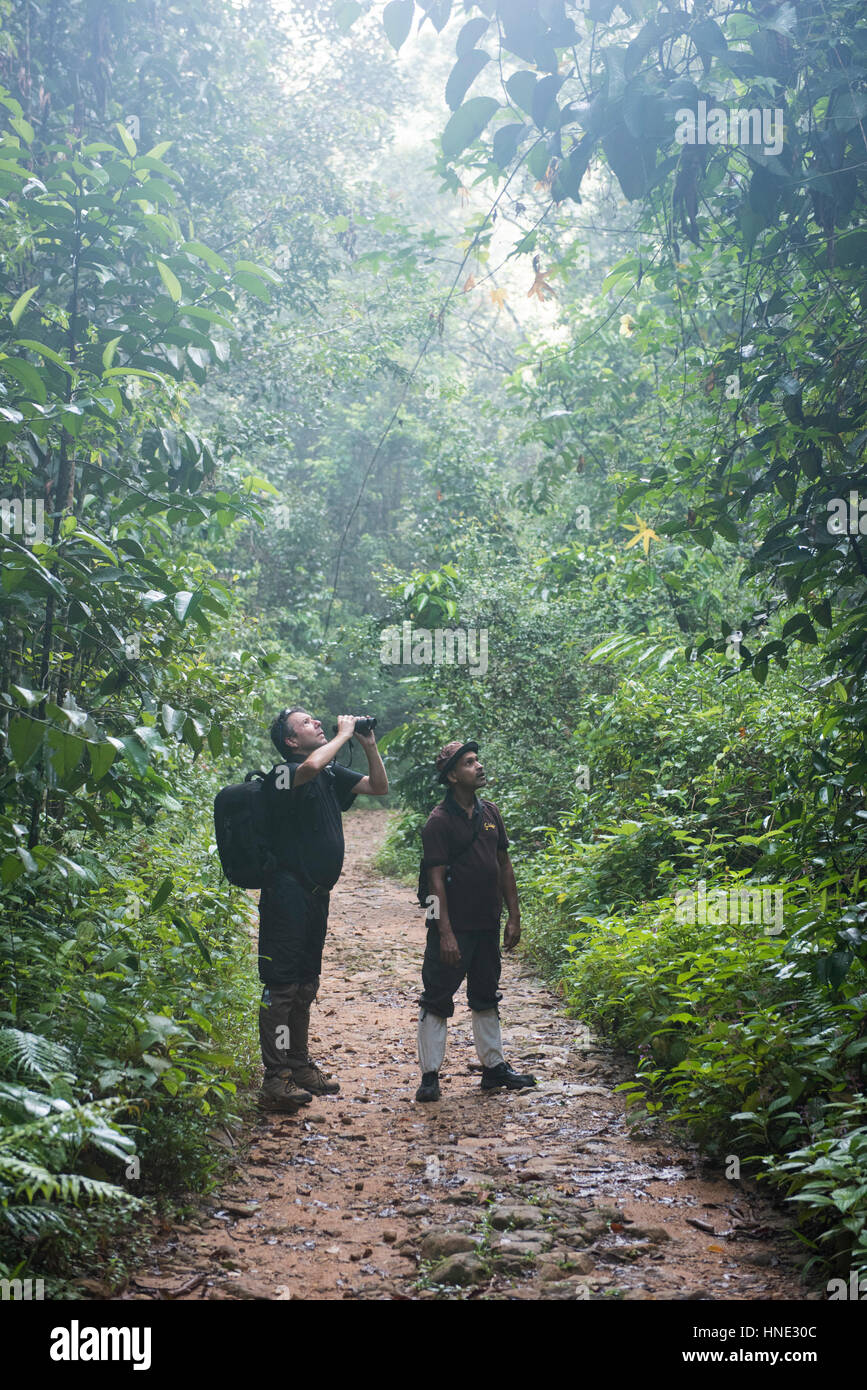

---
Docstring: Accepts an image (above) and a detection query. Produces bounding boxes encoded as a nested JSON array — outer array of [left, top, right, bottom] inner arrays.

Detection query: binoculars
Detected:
[[331, 717, 377, 737]]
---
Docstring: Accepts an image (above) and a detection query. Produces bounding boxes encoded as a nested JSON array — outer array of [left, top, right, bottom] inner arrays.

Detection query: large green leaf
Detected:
[[445, 50, 490, 112], [602, 122, 657, 201], [44, 726, 85, 782], [9, 685, 47, 709], [505, 70, 538, 117], [149, 877, 174, 913], [8, 286, 38, 326], [118, 735, 149, 776], [8, 716, 43, 767], [383, 0, 414, 51], [156, 260, 182, 303], [441, 97, 500, 161], [492, 122, 525, 170], [86, 741, 117, 782]]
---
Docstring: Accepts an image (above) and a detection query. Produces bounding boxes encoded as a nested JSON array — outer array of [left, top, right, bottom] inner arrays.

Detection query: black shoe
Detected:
[[480, 1061, 537, 1091], [415, 1071, 441, 1102]]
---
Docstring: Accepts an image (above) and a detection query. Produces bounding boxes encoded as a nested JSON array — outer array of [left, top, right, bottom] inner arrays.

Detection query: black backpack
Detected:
[[416, 805, 483, 911], [213, 770, 278, 889]]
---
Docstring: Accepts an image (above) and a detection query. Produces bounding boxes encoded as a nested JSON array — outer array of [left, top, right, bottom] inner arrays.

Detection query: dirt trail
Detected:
[[123, 810, 810, 1302]]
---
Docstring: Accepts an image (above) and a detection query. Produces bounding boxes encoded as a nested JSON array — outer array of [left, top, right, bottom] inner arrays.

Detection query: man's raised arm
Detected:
[[350, 725, 388, 796]]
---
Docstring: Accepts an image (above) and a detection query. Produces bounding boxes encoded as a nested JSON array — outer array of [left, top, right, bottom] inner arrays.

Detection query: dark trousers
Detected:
[[419, 926, 502, 1018], [257, 868, 329, 986], [257, 868, 329, 1079]]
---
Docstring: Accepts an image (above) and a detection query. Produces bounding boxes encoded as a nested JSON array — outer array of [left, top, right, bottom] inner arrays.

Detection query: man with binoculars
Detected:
[[258, 709, 388, 1113]]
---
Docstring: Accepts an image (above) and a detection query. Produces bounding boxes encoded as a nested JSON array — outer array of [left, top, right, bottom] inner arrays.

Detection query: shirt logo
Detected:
[[484, 821, 496, 831]]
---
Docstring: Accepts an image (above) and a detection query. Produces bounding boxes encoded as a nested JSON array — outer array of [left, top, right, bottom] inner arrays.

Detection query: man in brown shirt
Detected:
[[415, 739, 537, 1102]]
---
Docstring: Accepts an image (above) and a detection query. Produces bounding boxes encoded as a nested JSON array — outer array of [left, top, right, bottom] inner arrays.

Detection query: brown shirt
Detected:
[[421, 792, 508, 932]]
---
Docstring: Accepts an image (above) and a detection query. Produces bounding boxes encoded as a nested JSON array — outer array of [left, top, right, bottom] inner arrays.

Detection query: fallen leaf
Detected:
[[527, 269, 556, 302]]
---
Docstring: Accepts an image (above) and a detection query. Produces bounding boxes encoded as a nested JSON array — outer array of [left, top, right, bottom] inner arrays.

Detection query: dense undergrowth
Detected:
[[3, 0, 867, 1302], [378, 596, 867, 1285], [0, 760, 259, 1292]]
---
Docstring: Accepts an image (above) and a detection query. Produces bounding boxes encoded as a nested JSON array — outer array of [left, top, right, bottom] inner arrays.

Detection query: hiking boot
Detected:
[[480, 1061, 537, 1092], [291, 1059, 340, 1095], [415, 1071, 441, 1103], [259, 1072, 313, 1113]]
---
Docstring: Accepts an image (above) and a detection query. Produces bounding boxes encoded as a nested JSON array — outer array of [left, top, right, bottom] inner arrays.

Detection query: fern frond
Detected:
[[0, 1203, 73, 1240], [0, 1029, 74, 1084], [0, 1098, 134, 1157], [0, 1153, 139, 1208]]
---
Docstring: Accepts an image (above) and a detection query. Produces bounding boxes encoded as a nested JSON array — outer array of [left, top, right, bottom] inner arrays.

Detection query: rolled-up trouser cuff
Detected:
[[471, 1008, 505, 1068], [417, 1009, 447, 1073]]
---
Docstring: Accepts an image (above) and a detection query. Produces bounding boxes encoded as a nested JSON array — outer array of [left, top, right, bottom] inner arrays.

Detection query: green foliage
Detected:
[[0, 0, 383, 1280], [0, 1025, 140, 1263], [366, 2, 867, 1287], [558, 892, 867, 1275], [1, 0, 865, 1294], [763, 1107, 867, 1277]]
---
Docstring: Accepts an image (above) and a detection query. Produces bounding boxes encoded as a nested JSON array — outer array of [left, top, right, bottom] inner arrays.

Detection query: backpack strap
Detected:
[[449, 813, 481, 864]]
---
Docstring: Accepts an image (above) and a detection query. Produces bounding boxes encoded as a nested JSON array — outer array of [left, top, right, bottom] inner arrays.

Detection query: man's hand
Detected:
[[353, 715, 376, 749], [337, 713, 357, 740], [504, 917, 521, 951], [350, 718, 388, 796], [439, 927, 462, 968]]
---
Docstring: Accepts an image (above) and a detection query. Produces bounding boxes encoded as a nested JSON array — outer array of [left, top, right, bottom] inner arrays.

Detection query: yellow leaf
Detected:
[[490, 287, 507, 309], [622, 514, 660, 556]]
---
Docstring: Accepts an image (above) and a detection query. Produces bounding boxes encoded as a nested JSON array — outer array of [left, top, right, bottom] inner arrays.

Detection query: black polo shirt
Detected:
[[421, 791, 508, 932], [264, 755, 364, 891]]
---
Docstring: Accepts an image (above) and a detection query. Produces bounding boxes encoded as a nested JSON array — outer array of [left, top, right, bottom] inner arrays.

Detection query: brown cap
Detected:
[[435, 739, 479, 784]]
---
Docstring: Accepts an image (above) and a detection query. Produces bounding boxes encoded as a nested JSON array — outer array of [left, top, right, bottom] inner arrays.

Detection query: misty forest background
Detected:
[[1, 0, 866, 1295]]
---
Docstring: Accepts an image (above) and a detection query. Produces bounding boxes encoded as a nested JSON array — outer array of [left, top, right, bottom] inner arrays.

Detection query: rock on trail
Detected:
[[120, 809, 808, 1302]]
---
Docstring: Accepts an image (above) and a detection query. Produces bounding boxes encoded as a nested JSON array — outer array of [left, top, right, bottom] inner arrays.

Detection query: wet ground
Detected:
[[119, 810, 811, 1302]]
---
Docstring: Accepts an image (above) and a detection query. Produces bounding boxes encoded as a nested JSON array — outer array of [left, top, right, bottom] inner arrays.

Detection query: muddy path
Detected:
[[122, 809, 811, 1303]]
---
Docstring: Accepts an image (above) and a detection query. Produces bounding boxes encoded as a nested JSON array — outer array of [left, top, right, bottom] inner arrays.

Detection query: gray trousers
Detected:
[[259, 978, 319, 1078]]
